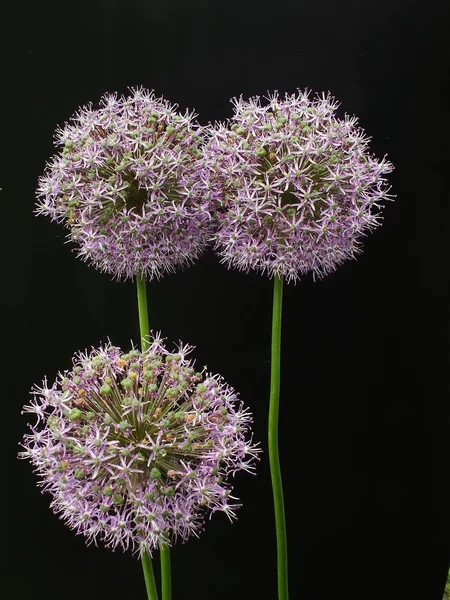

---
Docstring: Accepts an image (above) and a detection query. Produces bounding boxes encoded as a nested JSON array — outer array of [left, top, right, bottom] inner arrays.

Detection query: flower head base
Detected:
[[204, 90, 394, 282], [20, 335, 259, 554], [36, 88, 213, 280]]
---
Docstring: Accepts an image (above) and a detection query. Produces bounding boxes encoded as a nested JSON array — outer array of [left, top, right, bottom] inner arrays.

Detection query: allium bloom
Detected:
[[204, 90, 394, 282], [20, 336, 259, 554], [36, 88, 213, 280]]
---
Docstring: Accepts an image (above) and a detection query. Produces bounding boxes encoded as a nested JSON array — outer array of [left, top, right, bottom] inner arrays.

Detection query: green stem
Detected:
[[160, 545, 172, 600], [136, 276, 172, 600], [136, 275, 159, 600], [268, 275, 289, 600], [136, 276, 150, 352], [141, 551, 159, 600]]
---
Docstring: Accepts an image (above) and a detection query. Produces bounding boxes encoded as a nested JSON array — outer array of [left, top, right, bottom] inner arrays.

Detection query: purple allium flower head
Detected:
[[20, 335, 260, 554], [36, 88, 213, 280], [204, 90, 394, 282]]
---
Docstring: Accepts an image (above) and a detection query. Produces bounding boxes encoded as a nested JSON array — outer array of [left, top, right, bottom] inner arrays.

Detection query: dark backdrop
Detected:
[[2, 1, 449, 599]]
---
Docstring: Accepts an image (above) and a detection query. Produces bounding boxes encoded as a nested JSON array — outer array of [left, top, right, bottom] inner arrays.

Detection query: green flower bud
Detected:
[[150, 468, 162, 480], [68, 408, 83, 421], [103, 414, 113, 425]]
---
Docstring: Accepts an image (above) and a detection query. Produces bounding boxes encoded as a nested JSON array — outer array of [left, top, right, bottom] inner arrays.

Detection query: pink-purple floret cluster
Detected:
[[204, 91, 394, 281], [36, 88, 213, 280], [37, 87, 393, 283], [20, 335, 260, 555]]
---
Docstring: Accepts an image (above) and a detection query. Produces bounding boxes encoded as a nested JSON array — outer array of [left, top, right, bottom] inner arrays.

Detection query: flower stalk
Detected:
[[268, 275, 288, 600], [136, 276, 150, 352], [160, 545, 172, 600], [136, 275, 170, 600], [141, 551, 159, 600]]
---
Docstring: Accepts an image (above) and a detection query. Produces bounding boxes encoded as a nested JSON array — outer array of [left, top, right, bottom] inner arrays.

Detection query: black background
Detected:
[[2, 1, 449, 599]]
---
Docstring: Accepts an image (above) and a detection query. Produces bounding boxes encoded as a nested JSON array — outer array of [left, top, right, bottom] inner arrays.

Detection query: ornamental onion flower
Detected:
[[204, 89, 394, 282], [36, 88, 213, 280], [19, 335, 260, 555]]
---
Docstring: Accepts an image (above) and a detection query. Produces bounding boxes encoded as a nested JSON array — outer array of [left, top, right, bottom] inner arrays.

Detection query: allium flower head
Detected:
[[20, 335, 259, 554], [36, 88, 212, 280], [204, 90, 394, 282]]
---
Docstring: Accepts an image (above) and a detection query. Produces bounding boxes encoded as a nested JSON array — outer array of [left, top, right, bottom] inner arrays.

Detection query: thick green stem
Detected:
[[268, 275, 289, 600], [136, 276, 150, 352], [160, 545, 172, 600], [136, 276, 172, 600], [136, 276, 159, 600], [141, 551, 159, 600]]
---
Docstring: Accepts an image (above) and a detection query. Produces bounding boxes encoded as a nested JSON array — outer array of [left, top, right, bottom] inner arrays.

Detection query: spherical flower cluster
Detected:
[[36, 88, 213, 280], [20, 335, 259, 554], [203, 90, 394, 282]]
